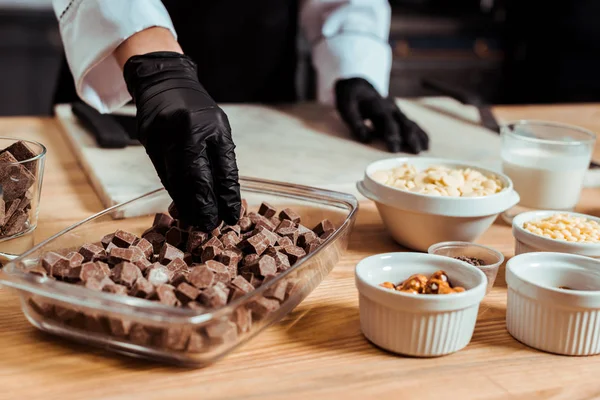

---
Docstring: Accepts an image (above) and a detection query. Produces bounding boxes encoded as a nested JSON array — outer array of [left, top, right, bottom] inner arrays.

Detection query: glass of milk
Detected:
[[501, 120, 596, 222]]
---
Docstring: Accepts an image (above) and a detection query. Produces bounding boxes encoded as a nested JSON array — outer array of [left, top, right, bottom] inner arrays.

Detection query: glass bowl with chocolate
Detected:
[[427, 241, 504, 294], [0, 178, 358, 366]]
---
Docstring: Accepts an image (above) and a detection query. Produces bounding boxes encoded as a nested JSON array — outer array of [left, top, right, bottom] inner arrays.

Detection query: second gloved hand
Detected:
[[124, 52, 241, 231], [335, 78, 429, 154]]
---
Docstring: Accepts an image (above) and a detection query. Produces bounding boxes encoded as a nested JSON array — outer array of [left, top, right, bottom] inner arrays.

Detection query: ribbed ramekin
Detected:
[[355, 253, 487, 357], [506, 252, 600, 356]]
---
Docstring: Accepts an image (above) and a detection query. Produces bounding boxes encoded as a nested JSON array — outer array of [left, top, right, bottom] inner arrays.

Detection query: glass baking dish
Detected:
[[0, 177, 358, 366]]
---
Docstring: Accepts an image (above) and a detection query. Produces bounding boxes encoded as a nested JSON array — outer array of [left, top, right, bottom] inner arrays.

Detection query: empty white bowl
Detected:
[[355, 252, 487, 357], [357, 157, 520, 251], [506, 252, 600, 356], [512, 210, 600, 258]]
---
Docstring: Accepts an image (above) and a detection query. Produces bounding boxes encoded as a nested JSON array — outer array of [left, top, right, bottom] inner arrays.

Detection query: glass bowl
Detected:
[[427, 241, 504, 293], [0, 177, 358, 366]]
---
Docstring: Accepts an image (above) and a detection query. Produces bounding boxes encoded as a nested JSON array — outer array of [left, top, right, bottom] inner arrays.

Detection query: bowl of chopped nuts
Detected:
[[428, 241, 505, 293], [357, 157, 520, 251], [355, 252, 487, 357], [512, 211, 600, 258]]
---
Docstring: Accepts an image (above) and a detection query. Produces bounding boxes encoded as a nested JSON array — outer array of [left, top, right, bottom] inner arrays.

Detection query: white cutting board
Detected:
[[54, 97, 600, 218]]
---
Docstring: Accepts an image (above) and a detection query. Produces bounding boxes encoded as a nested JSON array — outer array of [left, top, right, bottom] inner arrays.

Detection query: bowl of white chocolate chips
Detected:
[[357, 157, 520, 251]]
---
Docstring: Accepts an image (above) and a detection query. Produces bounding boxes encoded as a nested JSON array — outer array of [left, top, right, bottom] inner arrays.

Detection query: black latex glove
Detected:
[[335, 78, 429, 154], [124, 52, 241, 231]]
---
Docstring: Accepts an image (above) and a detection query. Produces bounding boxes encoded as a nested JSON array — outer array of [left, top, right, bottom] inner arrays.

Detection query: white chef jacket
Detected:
[[52, 0, 393, 114]]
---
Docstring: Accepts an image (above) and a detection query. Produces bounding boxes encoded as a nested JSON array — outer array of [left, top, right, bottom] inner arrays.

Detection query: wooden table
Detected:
[[0, 105, 600, 400]]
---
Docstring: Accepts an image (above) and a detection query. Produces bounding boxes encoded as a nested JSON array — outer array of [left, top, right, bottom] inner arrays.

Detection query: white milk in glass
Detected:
[[502, 147, 588, 210]]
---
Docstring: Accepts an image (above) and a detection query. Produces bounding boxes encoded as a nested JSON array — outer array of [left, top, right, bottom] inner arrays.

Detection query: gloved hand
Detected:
[[124, 52, 241, 231], [335, 78, 429, 154]]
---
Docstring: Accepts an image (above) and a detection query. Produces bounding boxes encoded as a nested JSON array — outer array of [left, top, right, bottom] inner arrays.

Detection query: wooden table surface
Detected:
[[0, 104, 600, 400]]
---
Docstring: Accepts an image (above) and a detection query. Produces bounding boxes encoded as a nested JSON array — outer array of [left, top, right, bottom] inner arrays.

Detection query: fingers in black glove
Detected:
[[124, 52, 241, 231]]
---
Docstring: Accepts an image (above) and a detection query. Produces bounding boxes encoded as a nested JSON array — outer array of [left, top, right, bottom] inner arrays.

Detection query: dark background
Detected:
[[0, 0, 599, 116]]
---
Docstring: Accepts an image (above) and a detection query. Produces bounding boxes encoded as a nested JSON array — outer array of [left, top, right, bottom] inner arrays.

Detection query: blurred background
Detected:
[[1, 0, 599, 116]]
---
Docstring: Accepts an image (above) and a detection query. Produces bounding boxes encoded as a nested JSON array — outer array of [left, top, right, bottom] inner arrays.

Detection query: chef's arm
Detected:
[[299, 0, 393, 105], [52, 0, 178, 113]]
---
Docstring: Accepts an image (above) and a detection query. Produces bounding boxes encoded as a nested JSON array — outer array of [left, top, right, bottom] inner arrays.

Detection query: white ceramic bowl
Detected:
[[512, 210, 600, 258], [506, 252, 600, 356], [357, 157, 520, 251], [355, 252, 487, 357]]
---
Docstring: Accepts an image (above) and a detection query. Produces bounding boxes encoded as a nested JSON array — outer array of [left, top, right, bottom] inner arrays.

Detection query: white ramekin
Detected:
[[357, 157, 520, 251], [506, 252, 600, 356], [355, 252, 487, 357], [512, 210, 600, 259]]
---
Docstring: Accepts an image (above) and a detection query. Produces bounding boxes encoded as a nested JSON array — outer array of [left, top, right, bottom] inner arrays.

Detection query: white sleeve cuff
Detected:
[[56, 0, 177, 113], [312, 34, 392, 105]]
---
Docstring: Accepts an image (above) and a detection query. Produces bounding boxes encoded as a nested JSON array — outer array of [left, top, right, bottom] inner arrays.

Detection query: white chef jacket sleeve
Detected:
[[300, 0, 393, 105], [52, 0, 177, 113]]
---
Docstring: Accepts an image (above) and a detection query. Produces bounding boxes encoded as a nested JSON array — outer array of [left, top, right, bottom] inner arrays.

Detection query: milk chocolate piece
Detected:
[[146, 264, 171, 286], [134, 257, 152, 273], [102, 282, 128, 296], [142, 232, 165, 254], [297, 224, 312, 235], [249, 255, 277, 277], [152, 212, 173, 234], [320, 230, 335, 240], [0, 198, 5, 226], [205, 320, 238, 345], [199, 282, 230, 308], [2, 210, 28, 236], [313, 219, 335, 236], [276, 227, 298, 246], [211, 222, 223, 238], [54, 305, 79, 322], [155, 284, 181, 307], [276, 236, 293, 247], [165, 257, 187, 274], [129, 324, 153, 346], [200, 244, 221, 263], [238, 217, 253, 232], [112, 229, 137, 248], [129, 277, 155, 298], [111, 262, 141, 288], [165, 226, 188, 249], [202, 236, 224, 250], [66, 252, 84, 268], [2, 141, 37, 172], [230, 275, 254, 294], [159, 243, 184, 265], [276, 219, 295, 232], [222, 224, 241, 236], [170, 269, 189, 286], [243, 253, 260, 267], [297, 231, 319, 248], [254, 216, 276, 232], [108, 247, 137, 264], [216, 249, 242, 268], [187, 331, 206, 352], [282, 246, 306, 265], [279, 208, 301, 224], [253, 226, 279, 246], [84, 276, 113, 291], [78, 243, 106, 262], [187, 264, 215, 289], [108, 319, 132, 337], [264, 278, 287, 302], [3, 199, 21, 224], [265, 248, 291, 271], [168, 202, 179, 219], [29, 297, 53, 316], [133, 238, 153, 259], [101, 233, 114, 249], [220, 231, 240, 248], [248, 297, 280, 319], [233, 307, 253, 333], [175, 282, 200, 304], [206, 260, 230, 284], [187, 230, 208, 253], [0, 151, 35, 201], [41, 252, 69, 276], [159, 326, 191, 351], [245, 233, 270, 256], [304, 240, 321, 254], [258, 202, 277, 218]]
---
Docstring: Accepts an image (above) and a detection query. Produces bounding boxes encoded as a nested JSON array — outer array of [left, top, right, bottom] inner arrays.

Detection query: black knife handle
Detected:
[[71, 102, 130, 149]]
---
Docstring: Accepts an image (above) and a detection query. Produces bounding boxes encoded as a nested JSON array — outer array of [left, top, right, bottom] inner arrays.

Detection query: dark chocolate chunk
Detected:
[[84, 276, 113, 291], [245, 233, 270, 256], [133, 238, 153, 259], [112, 229, 137, 248], [2, 210, 28, 236], [142, 231, 165, 254], [152, 212, 173, 234], [201, 245, 222, 263], [242, 253, 260, 267], [167, 202, 179, 219], [101, 233, 114, 249], [220, 231, 240, 248], [304, 240, 321, 254], [249, 255, 277, 277], [277, 226, 299, 246], [165, 257, 187, 274], [2, 141, 37, 172], [146, 264, 171, 286], [199, 282, 230, 308], [253, 226, 279, 246], [165, 226, 188, 249], [312, 219, 335, 236], [108, 247, 137, 264], [241, 272, 263, 288], [276, 236, 293, 247], [221, 224, 241, 236], [158, 243, 184, 265], [0, 151, 35, 201], [275, 219, 295, 232], [170, 269, 189, 286], [78, 243, 106, 262], [230, 275, 254, 294], [282, 246, 306, 265], [111, 262, 142, 288], [202, 236, 224, 250], [298, 231, 319, 248], [187, 264, 215, 289], [134, 257, 152, 273], [28, 297, 53, 316], [258, 202, 277, 218], [3, 199, 21, 225], [206, 260, 230, 284], [279, 208, 301, 224], [233, 307, 253, 333], [175, 282, 200, 304], [155, 284, 181, 307], [183, 252, 193, 265], [102, 282, 129, 296], [41, 252, 69, 276], [187, 331, 206, 352], [248, 297, 280, 319], [238, 217, 253, 232], [187, 230, 208, 253], [205, 320, 238, 345], [54, 305, 79, 322], [129, 277, 155, 298]]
